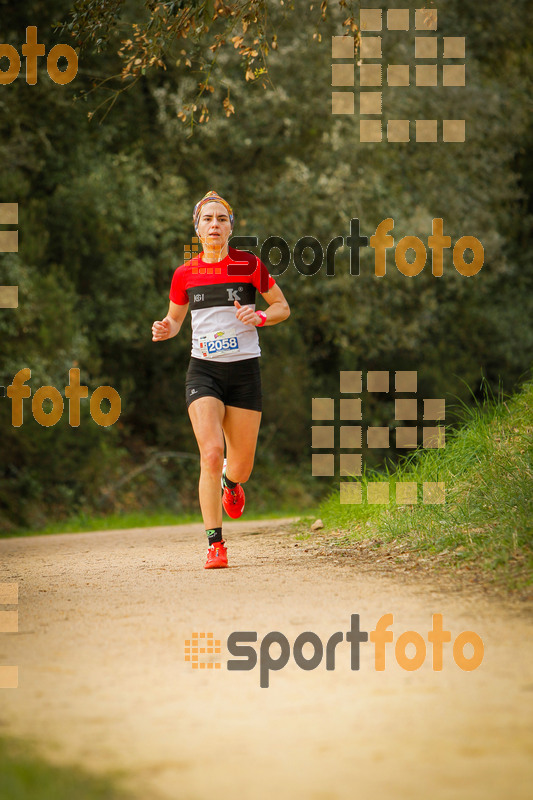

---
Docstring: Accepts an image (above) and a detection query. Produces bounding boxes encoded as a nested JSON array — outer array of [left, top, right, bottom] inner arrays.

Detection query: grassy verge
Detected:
[[0, 456, 320, 538], [318, 380, 533, 590], [0, 505, 306, 539], [0, 735, 131, 800]]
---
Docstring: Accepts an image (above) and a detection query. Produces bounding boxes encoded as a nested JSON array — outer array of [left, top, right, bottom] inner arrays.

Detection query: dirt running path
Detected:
[[1, 520, 532, 800]]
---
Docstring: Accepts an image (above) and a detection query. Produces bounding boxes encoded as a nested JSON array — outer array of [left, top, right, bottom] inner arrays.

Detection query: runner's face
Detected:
[[197, 202, 232, 247]]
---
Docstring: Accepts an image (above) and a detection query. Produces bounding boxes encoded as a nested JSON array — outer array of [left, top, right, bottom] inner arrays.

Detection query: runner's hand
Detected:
[[234, 300, 260, 326], [152, 319, 171, 341]]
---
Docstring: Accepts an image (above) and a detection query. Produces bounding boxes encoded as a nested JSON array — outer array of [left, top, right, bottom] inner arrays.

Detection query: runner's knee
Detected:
[[200, 443, 224, 475], [229, 458, 254, 484]]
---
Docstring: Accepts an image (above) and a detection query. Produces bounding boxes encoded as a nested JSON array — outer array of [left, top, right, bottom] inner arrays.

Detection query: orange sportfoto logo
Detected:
[[186, 614, 484, 688]]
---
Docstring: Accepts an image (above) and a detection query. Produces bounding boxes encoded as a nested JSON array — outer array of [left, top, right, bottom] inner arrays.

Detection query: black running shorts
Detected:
[[185, 357, 262, 412]]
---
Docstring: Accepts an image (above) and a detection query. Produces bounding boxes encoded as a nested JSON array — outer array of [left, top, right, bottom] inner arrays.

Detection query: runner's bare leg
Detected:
[[188, 396, 225, 529], [223, 406, 262, 484]]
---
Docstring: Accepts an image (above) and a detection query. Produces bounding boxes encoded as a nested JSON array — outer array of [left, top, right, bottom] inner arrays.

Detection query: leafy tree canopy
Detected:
[[58, 0, 358, 125]]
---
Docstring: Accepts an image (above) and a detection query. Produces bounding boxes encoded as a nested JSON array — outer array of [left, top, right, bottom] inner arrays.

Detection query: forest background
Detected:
[[0, 0, 531, 532]]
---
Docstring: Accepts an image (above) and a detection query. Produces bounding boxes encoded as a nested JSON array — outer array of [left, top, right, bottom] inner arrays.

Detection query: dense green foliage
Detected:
[[0, 0, 531, 531]]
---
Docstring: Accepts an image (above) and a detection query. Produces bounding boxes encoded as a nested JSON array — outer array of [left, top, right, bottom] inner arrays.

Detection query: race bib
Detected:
[[199, 329, 240, 358]]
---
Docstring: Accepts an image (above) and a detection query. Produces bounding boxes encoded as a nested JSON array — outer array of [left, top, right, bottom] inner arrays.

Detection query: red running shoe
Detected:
[[204, 539, 228, 569], [222, 462, 245, 519]]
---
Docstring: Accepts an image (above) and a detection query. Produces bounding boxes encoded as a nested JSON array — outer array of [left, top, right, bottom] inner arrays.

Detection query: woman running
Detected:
[[152, 191, 290, 569]]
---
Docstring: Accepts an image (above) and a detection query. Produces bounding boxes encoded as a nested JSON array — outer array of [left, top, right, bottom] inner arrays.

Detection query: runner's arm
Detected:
[[152, 301, 189, 342], [234, 284, 290, 327], [258, 283, 290, 325]]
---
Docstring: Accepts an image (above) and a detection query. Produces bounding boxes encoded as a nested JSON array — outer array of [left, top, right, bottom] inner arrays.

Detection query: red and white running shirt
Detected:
[[169, 247, 275, 362]]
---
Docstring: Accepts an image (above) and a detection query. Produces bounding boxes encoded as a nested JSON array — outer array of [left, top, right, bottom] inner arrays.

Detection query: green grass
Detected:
[[0, 735, 132, 800], [1, 505, 305, 539], [0, 456, 319, 538], [319, 379, 533, 589]]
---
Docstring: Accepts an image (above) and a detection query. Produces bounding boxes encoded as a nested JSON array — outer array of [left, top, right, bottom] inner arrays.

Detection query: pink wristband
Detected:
[[256, 310, 267, 327]]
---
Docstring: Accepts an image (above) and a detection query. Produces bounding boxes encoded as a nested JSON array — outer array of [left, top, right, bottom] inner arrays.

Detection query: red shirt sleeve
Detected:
[[227, 248, 275, 294], [252, 257, 276, 294], [169, 266, 189, 305]]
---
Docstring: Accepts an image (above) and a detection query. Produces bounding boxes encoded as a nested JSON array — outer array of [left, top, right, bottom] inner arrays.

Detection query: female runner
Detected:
[[152, 191, 290, 568]]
